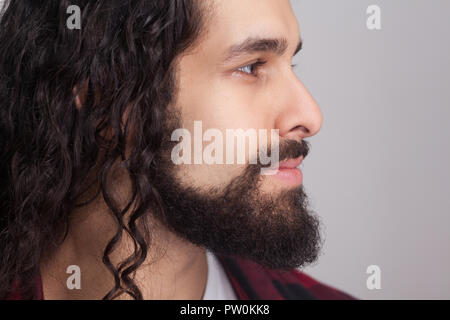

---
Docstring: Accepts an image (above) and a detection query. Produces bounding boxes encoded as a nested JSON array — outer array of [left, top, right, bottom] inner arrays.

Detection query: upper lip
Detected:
[[277, 156, 304, 169]]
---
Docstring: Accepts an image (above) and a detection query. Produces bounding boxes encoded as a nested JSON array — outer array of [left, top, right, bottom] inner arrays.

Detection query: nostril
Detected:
[[291, 125, 309, 135]]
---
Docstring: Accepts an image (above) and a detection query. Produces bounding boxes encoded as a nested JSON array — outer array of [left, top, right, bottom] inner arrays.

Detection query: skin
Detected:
[[40, 0, 322, 300], [174, 0, 322, 195]]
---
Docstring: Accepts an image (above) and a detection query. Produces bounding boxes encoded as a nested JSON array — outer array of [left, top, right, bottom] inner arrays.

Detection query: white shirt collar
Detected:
[[202, 250, 237, 300]]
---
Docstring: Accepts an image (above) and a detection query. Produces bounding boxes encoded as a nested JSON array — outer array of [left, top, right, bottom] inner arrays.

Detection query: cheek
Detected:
[[180, 79, 268, 133], [171, 90, 259, 188], [174, 161, 247, 191], [174, 70, 276, 189]]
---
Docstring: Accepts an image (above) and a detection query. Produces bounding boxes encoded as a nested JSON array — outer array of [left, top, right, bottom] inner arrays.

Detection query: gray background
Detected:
[[291, 0, 450, 299]]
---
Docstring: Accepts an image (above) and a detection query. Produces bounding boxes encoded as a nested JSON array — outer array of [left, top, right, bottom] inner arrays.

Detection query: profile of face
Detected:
[[151, 0, 323, 269]]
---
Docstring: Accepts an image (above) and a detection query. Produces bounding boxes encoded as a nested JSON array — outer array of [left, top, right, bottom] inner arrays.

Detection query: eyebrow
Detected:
[[223, 37, 303, 62]]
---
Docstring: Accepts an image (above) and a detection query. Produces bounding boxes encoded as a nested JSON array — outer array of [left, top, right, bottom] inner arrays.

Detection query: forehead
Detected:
[[196, 0, 300, 56]]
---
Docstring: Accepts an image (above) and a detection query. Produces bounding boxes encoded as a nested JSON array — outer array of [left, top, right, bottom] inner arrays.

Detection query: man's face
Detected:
[[174, 0, 322, 194], [151, 0, 323, 269]]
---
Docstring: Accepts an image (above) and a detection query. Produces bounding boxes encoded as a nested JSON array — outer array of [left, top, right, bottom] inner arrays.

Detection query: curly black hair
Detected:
[[0, 0, 209, 299]]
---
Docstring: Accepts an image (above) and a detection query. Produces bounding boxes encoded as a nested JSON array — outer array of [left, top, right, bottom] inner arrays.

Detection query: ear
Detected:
[[72, 79, 90, 110]]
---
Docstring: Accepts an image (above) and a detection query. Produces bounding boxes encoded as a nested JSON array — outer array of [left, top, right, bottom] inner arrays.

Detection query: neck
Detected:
[[40, 170, 208, 300]]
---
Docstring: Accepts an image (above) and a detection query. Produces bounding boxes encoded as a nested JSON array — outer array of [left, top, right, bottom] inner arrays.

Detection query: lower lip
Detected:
[[272, 167, 303, 186]]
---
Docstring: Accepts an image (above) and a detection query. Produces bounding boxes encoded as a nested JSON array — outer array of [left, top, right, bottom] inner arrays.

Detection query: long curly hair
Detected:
[[0, 0, 208, 299]]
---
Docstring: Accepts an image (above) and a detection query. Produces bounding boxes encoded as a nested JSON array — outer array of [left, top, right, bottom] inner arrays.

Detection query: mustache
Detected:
[[277, 139, 310, 162], [257, 139, 310, 166], [225, 139, 311, 195], [242, 139, 310, 176]]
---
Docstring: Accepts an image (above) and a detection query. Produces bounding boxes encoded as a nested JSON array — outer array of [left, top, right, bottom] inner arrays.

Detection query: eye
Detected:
[[235, 61, 297, 77], [236, 60, 266, 77]]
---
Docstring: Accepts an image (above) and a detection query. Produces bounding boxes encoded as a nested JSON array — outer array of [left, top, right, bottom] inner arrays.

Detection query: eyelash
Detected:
[[237, 61, 267, 77], [237, 61, 298, 77]]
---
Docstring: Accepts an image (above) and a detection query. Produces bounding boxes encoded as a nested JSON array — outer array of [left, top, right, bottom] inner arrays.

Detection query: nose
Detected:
[[274, 73, 323, 142]]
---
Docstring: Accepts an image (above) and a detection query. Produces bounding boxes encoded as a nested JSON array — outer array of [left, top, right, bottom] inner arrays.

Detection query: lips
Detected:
[[264, 155, 304, 186]]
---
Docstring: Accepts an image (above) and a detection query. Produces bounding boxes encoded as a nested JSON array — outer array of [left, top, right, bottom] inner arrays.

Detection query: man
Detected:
[[0, 0, 354, 300]]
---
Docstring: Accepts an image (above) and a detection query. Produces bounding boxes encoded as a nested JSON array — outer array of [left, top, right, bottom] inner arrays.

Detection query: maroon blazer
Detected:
[[7, 254, 355, 300]]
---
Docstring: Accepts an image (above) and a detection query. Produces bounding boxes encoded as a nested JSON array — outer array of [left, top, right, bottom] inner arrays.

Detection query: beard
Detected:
[[150, 108, 322, 270]]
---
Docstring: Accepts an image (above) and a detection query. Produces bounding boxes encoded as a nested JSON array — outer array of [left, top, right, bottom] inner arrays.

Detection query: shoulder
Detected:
[[216, 253, 356, 300], [285, 268, 357, 300], [4, 276, 43, 300]]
